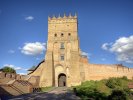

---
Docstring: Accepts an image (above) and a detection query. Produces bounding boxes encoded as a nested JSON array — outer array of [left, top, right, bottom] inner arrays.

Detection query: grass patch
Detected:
[[41, 87, 54, 92]]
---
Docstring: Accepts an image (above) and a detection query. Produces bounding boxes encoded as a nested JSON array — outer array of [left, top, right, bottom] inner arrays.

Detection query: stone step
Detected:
[[0, 80, 33, 96], [0, 85, 21, 96]]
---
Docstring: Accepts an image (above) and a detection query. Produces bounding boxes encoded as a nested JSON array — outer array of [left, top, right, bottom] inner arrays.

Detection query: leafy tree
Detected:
[[1, 66, 16, 73]]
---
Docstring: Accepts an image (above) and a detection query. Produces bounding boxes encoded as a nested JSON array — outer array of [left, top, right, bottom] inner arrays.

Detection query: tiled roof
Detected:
[[128, 82, 133, 89]]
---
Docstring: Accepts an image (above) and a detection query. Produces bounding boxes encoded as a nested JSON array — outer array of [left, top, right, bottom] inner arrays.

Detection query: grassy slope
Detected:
[[75, 77, 133, 100]]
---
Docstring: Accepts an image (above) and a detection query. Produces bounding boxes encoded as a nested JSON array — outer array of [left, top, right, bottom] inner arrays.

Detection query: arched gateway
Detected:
[[58, 73, 66, 87]]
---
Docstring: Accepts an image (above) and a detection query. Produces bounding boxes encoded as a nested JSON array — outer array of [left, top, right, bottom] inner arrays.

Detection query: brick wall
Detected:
[[84, 63, 133, 81]]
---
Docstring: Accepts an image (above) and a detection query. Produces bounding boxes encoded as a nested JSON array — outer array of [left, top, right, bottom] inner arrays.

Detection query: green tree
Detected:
[[1, 66, 16, 73]]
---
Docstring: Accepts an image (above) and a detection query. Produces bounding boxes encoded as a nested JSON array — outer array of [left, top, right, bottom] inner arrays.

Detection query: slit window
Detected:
[[54, 34, 57, 37], [61, 55, 64, 61], [61, 33, 64, 37], [68, 33, 71, 36], [60, 43, 64, 49]]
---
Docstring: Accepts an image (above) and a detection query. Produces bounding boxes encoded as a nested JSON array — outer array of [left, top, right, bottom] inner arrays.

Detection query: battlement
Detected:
[[48, 13, 77, 22], [0, 72, 28, 80], [0, 72, 40, 86]]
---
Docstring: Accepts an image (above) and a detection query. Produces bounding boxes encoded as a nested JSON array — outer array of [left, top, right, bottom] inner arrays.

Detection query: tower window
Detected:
[[68, 33, 71, 36], [60, 55, 64, 61], [61, 33, 64, 37], [60, 43, 64, 49], [54, 34, 57, 37]]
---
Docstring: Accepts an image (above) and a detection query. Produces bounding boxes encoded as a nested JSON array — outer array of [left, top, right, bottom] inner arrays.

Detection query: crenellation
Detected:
[[48, 13, 77, 21]]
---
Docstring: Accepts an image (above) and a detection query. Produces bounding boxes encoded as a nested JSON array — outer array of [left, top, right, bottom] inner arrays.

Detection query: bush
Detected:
[[121, 76, 128, 80], [108, 89, 129, 100], [75, 77, 133, 99], [76, 83, 107, 100], [106, 78, 122, 89]]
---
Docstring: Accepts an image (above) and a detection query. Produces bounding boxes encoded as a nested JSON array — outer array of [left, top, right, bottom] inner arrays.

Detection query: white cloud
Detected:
[[20, 42, 46, 56], [81, 51, 91, 58], [3, 64, 27, 71], [102, 35, 133, 63], [102, 43, 112, 50], [8, 50, 15, 54], [18, 73, 26, 75], [25, 16, 34, 21]]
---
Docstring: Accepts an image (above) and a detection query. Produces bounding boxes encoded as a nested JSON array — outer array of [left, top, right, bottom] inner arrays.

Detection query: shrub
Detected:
[[106, 78, 122, 89], [121, 76, 128, 80], [76, 84, 107, 99], [108, 89, 129, 100], [75, 77, 132, 99]]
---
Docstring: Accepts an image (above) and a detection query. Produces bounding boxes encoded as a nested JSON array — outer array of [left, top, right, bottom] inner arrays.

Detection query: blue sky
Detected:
[[0, 0, 133, 74]]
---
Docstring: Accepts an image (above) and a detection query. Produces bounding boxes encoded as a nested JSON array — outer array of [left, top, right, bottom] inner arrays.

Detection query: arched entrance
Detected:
[[58, 73, 66, 87]]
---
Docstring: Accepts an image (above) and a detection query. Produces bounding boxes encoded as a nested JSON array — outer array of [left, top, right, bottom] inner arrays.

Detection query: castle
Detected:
[[28, 13, 133, 87]]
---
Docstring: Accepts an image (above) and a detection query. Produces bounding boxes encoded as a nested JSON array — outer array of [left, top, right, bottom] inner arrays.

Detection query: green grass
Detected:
[[41, 87, 54, 92], [74, 76, 133, 100]]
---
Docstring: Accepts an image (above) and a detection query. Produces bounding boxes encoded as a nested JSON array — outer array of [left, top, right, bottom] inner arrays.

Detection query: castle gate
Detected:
[[58, 73, 66, 87]]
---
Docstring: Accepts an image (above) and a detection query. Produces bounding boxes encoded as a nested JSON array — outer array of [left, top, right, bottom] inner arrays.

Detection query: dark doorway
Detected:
[[58, 73, 66, 87]]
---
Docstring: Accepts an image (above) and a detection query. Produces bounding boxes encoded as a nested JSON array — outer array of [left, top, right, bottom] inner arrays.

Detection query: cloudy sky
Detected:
[[0, 0, 133, 74]]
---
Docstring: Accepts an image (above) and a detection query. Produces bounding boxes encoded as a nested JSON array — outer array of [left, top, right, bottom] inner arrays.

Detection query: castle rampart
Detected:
[[83, 63, 133, 81]]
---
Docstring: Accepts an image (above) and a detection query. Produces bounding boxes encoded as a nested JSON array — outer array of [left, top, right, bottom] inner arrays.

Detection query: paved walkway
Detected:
[[9, 87, 80, 100]]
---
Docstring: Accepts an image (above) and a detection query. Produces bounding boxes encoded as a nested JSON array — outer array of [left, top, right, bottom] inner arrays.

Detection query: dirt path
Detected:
[[9, 87, 80, 100]]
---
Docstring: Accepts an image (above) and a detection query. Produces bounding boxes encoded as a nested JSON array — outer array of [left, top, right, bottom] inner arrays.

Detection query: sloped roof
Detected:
[[28, 66, 36, 71], [28, 60, 45, 74], [28, 60, 45, 71], [128, 82, 133, 89]]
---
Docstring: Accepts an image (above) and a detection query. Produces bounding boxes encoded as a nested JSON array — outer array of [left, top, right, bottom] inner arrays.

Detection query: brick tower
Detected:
[[45, 13, 81, 87]]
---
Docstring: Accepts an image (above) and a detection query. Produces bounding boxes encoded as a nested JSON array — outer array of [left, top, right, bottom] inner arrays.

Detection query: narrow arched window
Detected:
[[68, 33, 71, 36]]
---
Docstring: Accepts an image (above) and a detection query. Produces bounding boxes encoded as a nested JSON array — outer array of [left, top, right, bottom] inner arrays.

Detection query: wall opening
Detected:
[[58, 73, 66, 87]]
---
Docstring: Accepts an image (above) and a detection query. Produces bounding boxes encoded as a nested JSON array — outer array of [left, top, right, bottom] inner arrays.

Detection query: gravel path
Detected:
[[8, 87, 80, 100]]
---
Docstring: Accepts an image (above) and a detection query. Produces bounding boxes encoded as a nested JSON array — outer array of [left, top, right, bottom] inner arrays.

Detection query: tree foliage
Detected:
[[1, 66, 16, 73]]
